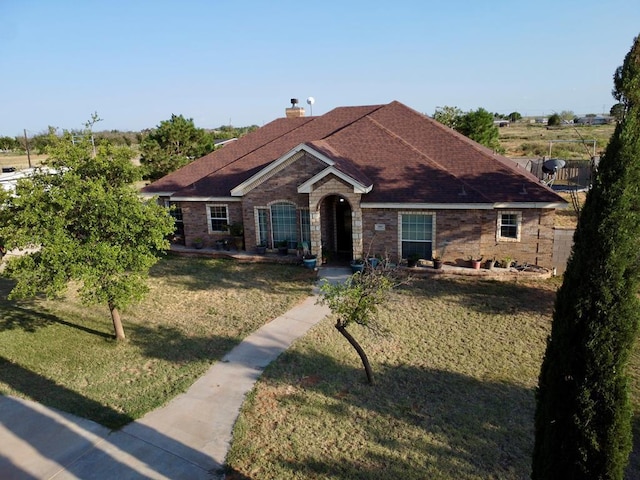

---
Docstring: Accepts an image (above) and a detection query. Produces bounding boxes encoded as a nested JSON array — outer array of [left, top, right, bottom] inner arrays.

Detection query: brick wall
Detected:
[[180, 201, 243, 248], [361, 207, 557, 267], [243, 152, 326, 249]]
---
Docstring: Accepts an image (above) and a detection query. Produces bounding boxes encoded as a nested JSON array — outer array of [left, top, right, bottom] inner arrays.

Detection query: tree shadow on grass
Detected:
[[127, 322, 239, 364], [237, 346, 640, 479], [1, 277, 112, 338], [148, 254, 316, 293], [0, 355, 133, 429], [229, 349, 534, 479], [405, 275, 558, 316]]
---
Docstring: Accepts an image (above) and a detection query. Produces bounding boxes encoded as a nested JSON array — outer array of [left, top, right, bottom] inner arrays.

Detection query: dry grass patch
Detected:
[[0, 255, 316, 428], [0, 153, 47, 169], [499, 123, 614, 159], [228, 276, 640, 479]]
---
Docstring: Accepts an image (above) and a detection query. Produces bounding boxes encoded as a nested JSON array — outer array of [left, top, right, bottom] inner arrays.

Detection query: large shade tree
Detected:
[[139, 114, 215, 180], [532, 34, 640, 479], [0, 131, 175, 340]]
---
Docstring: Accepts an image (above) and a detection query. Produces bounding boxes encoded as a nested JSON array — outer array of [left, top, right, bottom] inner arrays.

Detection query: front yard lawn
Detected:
[[227, 276, 640, 479], [0, 255, 316, 428]]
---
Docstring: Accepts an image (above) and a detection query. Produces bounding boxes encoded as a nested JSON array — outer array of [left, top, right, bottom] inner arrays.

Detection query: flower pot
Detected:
[[193, 241, 204, 249], [256, 245, 267, 254], [470, 260, 481, 270], [351, 262, 365, 273], [303, 257, 317, 269], [485, 259, 496, 270], [368, 258, 379, 269], [278, 246, 288, 256], [433, 259, 443, 269]]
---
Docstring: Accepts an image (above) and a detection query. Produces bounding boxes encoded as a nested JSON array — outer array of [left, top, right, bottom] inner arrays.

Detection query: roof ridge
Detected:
[[364, 112, 494, 202], [319, 104, 387, 140]]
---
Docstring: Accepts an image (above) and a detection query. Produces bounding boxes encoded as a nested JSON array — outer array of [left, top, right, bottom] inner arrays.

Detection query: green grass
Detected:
[[227, 276, 640, 479], [0, 254, 316, 428]]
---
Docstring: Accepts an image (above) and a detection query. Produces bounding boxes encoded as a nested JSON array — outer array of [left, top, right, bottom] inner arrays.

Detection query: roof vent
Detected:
[[290, 98, 299, 107]]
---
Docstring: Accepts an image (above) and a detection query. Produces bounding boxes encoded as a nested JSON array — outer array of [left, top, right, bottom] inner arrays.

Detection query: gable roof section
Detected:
[[231, 142, 373, 196], [142, 100, 566, 207], [142, 105, 382, 198]]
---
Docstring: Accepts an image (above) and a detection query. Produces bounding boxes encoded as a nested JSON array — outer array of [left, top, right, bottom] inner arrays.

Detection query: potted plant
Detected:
[[468, 255, 483, 269], [302, 253, 317, 269], [485, 256, 496, 270], [227, 222, 244, 251], [192, 237, 204, 249], [277, 240, 289, 255], [350, 257, 365, 273], [432, 255, 443, 269], [407, 253, 420, 268], [256, 242, 267, 254]]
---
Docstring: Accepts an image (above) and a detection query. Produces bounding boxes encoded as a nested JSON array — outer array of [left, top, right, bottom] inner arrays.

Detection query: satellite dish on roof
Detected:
[[306, 97, 315, 115]]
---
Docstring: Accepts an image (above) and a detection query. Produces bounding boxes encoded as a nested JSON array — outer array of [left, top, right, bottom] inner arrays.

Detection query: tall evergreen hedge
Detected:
[[533, 35, 640, 479]]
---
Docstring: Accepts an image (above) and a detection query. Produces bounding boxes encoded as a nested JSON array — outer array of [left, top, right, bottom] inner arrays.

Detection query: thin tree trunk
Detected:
[[335, 320, 374, 385], [109, 301, 126, 340]]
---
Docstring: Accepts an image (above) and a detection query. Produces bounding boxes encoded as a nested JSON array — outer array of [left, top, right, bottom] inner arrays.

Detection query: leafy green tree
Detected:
[[532, 35, 640, 479], [0, 130, 175, 340], [457, 107, 503, 152], [610, 102, 625, 122], [0, 136, 20, 151], [559, 110, 575, 123], [139, 114, 215, 180], [432, 105, 463, 129], [508, 111, 522, 122], [318, 262, 405, 384], [547, 113, 562, 126]]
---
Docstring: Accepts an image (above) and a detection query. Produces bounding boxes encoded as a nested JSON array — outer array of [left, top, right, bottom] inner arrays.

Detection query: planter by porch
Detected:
[[433, 259, 443, 269], [351, 262, 365, 274], [303, 256, 317, 269], [470, 260, 481, 270], [256, 245, 267, 254]]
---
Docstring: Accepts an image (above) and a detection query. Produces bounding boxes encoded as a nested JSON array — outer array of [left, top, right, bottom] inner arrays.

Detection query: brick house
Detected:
[[141, 101, 567, 267]]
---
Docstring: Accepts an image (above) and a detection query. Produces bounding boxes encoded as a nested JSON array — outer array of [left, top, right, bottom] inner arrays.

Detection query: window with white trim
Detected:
[[207, 204, 229, 233], [300, 208, 311, 244], [270, 202, 297, 244], [256, 208, 269, 246], [400, 213, 434, 259], [497, 211, 521, 241]]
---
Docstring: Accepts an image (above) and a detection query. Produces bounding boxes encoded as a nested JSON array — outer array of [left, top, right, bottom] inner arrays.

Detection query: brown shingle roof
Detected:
[[142, 101, 565, 205]]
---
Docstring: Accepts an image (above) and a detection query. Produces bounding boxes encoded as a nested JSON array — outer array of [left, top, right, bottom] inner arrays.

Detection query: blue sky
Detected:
[[0, 0, 638, 137]]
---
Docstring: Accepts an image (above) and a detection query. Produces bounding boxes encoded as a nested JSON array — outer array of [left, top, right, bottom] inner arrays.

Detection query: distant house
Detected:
[[574, 116, 611, 125], [142, 101, 566, 267]]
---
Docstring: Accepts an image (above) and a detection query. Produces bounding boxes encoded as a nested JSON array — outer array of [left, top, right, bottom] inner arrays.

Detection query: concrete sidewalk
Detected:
[[0, 267, 349, 479]]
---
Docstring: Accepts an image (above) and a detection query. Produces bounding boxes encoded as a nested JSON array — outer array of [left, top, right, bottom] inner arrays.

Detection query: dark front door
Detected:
[[335, 198, 352, 256]]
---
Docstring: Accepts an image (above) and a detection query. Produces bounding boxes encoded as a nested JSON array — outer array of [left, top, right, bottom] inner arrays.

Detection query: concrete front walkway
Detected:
[[0, 267, 349, 480]]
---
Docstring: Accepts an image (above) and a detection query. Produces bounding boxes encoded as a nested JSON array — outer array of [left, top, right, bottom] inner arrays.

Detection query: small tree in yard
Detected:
[[0, 129, 175, 340], [532, 35, 640, 479], [318, 263, 405, 385]]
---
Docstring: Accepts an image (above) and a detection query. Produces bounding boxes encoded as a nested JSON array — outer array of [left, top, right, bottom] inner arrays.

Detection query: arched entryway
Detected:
[[320, 195, 353, 263]]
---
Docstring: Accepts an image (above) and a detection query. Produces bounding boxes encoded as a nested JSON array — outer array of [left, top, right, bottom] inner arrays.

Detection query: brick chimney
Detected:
[[285, 98, 305, 118]]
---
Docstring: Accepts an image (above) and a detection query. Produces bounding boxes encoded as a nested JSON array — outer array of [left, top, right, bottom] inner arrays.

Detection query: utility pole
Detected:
[[23, 129, 32, 168]]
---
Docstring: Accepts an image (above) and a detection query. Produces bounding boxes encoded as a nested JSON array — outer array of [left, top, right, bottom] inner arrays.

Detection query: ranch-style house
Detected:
[[141, 100, 567, 267]]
